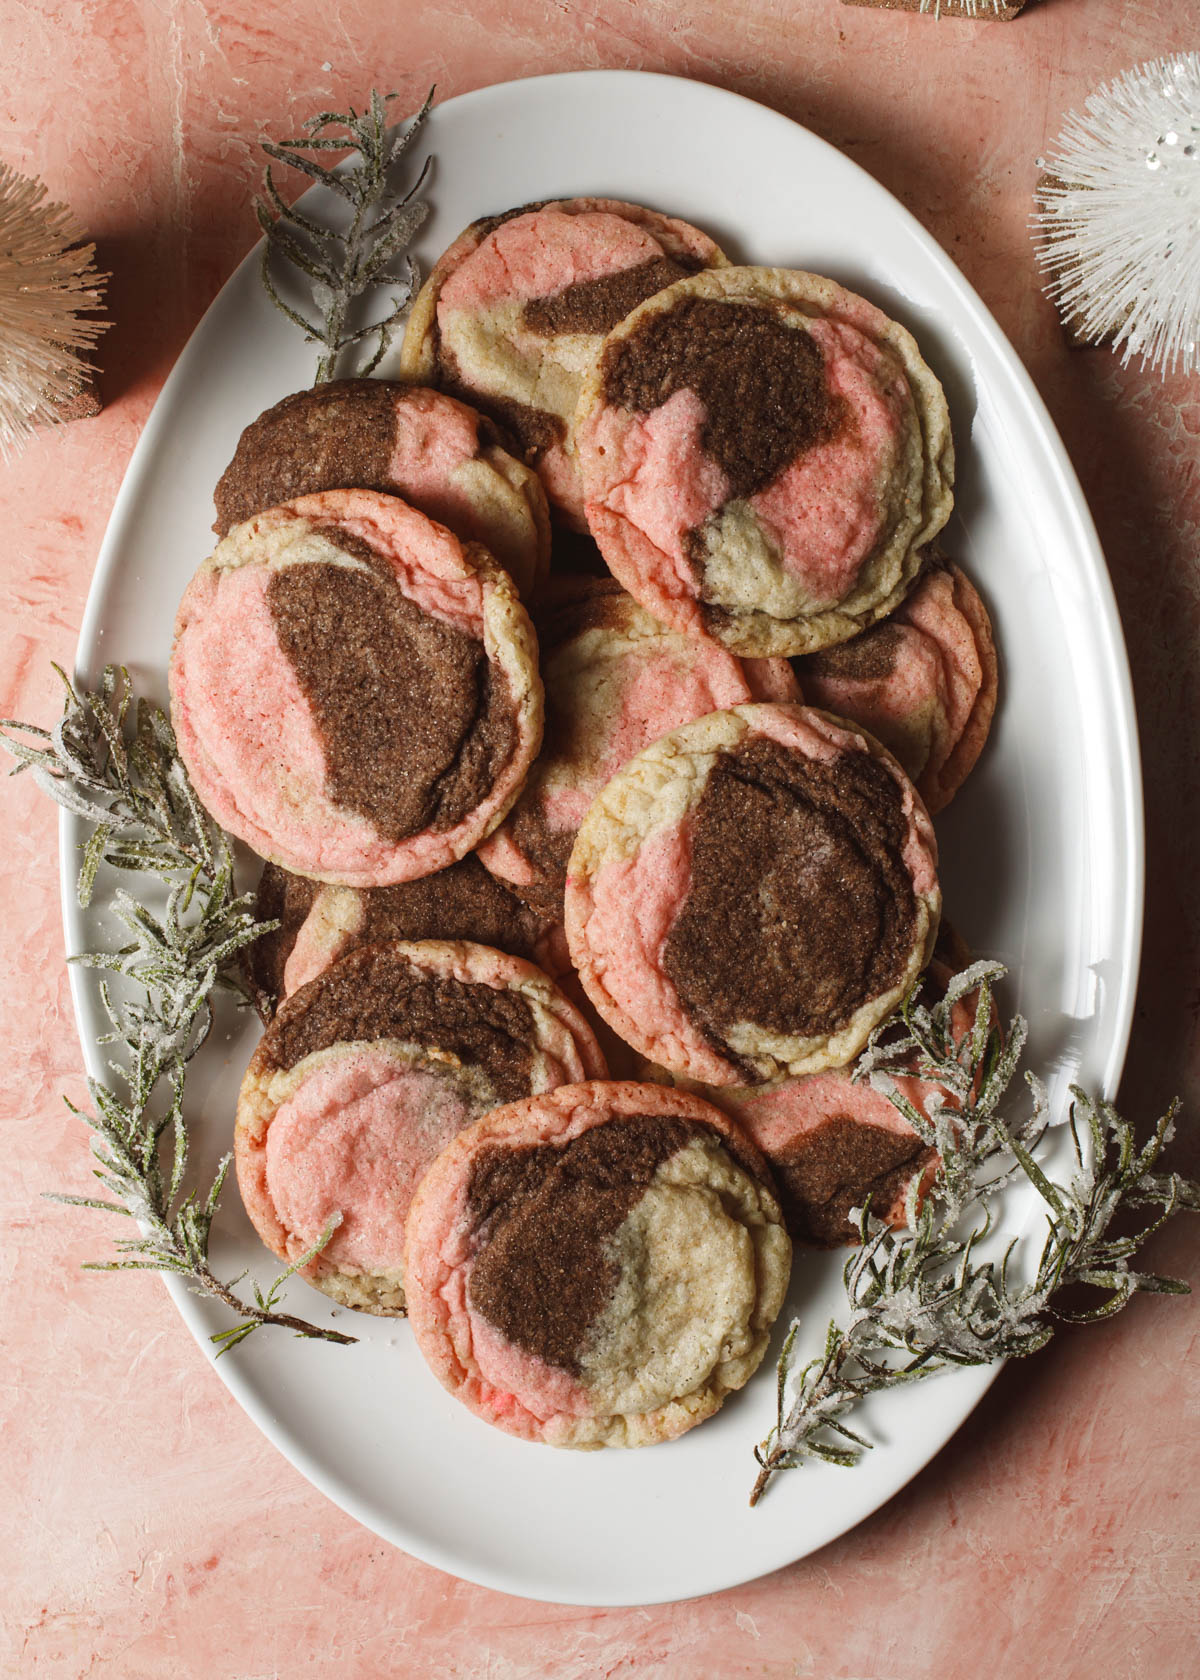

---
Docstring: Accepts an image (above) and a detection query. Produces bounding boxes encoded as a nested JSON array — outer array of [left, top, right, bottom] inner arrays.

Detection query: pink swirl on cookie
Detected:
[[257, 1048, 483, 1273]]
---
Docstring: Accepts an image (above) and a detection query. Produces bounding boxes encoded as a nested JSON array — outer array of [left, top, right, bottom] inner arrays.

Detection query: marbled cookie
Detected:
[[686, 950, 988, 1244], [400, 198, 726, 526], [235, 940, 607, 1315], [565, 703, 941, 1086], [575, 266, 954, 656], [403, 1080, 790, 1447], [213, 380, 550, 598], [793, 557, 998, 813], [282, 853, 562, 999], [170, 488, 543, 887], [478, 577, 799, 917]]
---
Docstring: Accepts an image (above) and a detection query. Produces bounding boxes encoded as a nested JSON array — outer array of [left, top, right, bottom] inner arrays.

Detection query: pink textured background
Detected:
[[2, 2, 1197, 1674]]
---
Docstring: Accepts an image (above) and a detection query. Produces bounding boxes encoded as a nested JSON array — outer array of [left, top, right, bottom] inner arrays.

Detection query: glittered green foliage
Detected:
[[256, 87, 433, 382], [1, 666, 357, 1352]]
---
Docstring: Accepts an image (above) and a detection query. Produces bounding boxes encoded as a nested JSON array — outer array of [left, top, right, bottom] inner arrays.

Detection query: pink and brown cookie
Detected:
[[565, 703, 941, 1087], [235, 939, 608, 1316], [170, 487, 543, 887], [792, 557, 998, 814], [403, 1081, 791, 1448], [698, 1069, 938, 1248], [575, 266, 954, 657], [477, 577, 799, 918], [691, 948, 990, 1246], [280, 853, 562, 1000], [212, 380, 550, 598], [400, 198, 726, 526]]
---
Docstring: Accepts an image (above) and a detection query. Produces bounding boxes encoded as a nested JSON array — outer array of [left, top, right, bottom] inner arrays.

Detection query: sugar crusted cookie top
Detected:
[[565, 703, 941, 1086]]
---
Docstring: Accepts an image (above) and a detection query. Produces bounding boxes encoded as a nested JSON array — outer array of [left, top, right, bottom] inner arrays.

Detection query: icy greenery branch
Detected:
[[750, 964, 1198, 1505], [0, 667, 356, 1353], [256, 87, 433, 383], [1033, 53, 1200, 378]]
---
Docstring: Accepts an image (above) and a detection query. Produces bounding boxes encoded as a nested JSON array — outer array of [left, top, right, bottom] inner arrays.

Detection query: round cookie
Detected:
[[565, 703, 941, 1087], [477, 577, 799, 917], [282, 853, 562, 999], [693, 1069, 938, 1249], [170, 488, 543, 887], [235, 940, 608, 1316], [400, 198, 726, 527], [212, 380, 551, 598], [575, 266, 955, 657], [403, 1080, 791, 1448], [793, 557, 998, 814]]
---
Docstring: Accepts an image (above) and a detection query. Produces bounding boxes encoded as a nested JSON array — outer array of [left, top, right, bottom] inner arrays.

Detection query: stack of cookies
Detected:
[[169, 197, 998, 1450]]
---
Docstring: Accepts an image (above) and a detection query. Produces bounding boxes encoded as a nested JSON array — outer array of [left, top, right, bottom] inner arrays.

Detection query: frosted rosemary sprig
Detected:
[[0, 666, 356, 1352], [750, 966, 1197, 1505], [256, 87, 432, 382]]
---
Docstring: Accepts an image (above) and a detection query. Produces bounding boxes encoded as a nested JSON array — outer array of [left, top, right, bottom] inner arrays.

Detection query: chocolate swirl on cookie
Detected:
[[268, 531, 517, 841]]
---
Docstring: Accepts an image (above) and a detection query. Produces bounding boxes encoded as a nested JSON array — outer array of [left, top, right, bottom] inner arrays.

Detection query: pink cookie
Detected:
[[400, 198, 726, 527], [403, 1081, 791, 1448], [656, 946, 985, 1246], [566, 703, 941, 1087], [477, 577, 799, 917], [170, 488, 543, 887], [212, 380, 551, 599], [234, 940, 608, 1315], [575, 266, 954, 657], [702, 1070, 938, 1246], [793, 558, 998, 814]]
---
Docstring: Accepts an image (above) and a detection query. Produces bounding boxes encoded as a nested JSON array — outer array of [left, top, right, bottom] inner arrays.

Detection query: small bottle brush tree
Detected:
[[0, 163, 107, 460], [1035, 54, 1200, 378]]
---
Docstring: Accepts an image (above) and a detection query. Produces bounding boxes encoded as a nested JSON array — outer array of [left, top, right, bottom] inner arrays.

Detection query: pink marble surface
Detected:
[[2, 1, 1198, 1673]]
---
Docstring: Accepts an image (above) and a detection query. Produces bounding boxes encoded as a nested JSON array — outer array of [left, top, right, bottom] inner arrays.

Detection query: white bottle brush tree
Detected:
[[0, 162, 107, 459], [1035, 52, 1200, 378]]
